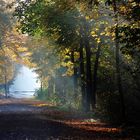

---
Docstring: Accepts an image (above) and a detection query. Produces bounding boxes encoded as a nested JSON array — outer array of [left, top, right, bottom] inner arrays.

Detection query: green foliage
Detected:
[[35, 88, 48, 101], [119, 26, 140, 54]]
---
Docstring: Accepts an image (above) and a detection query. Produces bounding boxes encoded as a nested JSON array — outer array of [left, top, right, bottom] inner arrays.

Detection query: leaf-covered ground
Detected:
[[0, 98, 138, 140]]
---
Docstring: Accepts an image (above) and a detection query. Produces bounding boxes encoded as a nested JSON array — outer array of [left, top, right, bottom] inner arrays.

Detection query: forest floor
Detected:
[[0, 98, 138, 140]]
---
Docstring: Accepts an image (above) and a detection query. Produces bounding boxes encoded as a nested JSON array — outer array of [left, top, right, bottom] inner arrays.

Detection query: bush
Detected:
[[34, 88, 48, 101], [96, 91, 123, 124]]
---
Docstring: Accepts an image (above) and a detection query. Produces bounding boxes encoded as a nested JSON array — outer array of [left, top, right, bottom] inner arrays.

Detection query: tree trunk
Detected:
[[112, 0, 126, 123], [4, 67, 8, 98], [40, 76, 43, 94], [92, 44, 101, 109], [71, 49, 78, 98], [84, 22, 92, 111], [48, 77, 54, 99], [79, 27, 86, 111]]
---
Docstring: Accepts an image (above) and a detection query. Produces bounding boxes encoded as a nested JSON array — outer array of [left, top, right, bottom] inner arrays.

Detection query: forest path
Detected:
[[0, 98, 134, 140]]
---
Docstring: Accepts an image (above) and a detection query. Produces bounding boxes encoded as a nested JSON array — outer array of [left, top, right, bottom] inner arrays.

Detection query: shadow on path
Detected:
[[0, 98, 133, 140]]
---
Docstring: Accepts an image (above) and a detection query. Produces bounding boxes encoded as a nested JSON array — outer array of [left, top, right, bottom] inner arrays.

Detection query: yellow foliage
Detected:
[[91, 31, 98, 37], [97, 38, 101, 43], [85, 16, 90, 20], [119, 6, 127, 13]]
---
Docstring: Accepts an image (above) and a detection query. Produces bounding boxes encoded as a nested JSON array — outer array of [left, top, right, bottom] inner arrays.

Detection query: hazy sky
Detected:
[[10, 66, 40, 98]]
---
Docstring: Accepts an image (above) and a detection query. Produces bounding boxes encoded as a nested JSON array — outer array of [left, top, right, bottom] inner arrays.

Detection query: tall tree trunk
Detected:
[[79, 27, 86, 111], [92, 44, 101, 109], [84, 22, 92, 111], [4, 76, 8, 98], [40, 75, 43, 94], [71, 49, 78, 98], [48, 77, 55, 99], [112, 0, 126, 123], [4, 66, 8, 98]]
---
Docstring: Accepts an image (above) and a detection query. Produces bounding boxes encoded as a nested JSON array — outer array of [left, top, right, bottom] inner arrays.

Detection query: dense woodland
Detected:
[[0, 0, 140, 124]]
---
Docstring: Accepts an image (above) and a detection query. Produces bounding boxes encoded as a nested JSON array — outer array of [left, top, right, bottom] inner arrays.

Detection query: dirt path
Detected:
[[0, 98, 135, 140]]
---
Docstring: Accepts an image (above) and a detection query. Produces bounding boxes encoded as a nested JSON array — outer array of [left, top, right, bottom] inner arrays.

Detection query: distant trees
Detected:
[[0, 0, 13, 96], [0, 0, 28, 97]]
